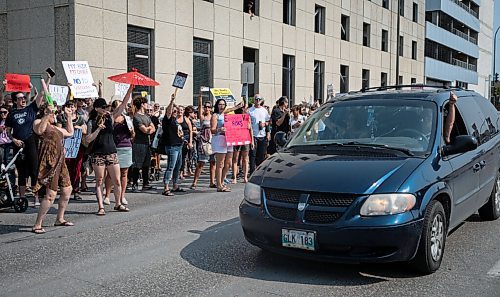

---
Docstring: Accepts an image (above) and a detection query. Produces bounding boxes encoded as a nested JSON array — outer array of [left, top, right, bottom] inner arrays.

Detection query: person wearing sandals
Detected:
[[161, 93, 185, 196], [191, 94, 215, 189], [31, 103, 74, 234], [86, 85, 134, 215], [211, 99, 244, 192], [103, 99, 135, 206]]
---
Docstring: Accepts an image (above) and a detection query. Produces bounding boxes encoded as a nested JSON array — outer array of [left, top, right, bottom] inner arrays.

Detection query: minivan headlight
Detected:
[[244, 183, 261, 205], [360, 193, 416, 216]]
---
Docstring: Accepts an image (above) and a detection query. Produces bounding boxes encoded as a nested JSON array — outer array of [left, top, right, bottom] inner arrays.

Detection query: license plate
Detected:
[[281, 229, 315, 251]]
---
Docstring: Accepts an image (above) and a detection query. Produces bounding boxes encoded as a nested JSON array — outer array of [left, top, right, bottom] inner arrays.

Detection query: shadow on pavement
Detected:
[[181, 218, 422, 286]]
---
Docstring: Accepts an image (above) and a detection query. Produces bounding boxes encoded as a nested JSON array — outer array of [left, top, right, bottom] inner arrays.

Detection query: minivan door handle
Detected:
[[473, 163, 481, 172]]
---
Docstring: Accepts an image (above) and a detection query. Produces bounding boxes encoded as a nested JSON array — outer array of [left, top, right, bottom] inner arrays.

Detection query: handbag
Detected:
[[202, 141, 213, 156]]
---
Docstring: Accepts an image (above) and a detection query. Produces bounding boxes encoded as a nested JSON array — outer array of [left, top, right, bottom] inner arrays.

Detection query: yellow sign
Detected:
[[210, 88, 233, 97], [141, 91, 148, 98]]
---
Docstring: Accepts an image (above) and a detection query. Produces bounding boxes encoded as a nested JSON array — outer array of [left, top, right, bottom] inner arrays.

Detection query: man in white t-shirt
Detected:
[[248, 94, 270, 174]]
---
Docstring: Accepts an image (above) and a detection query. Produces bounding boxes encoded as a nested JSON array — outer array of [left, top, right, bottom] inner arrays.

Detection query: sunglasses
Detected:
[[16, 96, 26, 100], [204, 105, 212, 108], [0, 111, 8, 114]]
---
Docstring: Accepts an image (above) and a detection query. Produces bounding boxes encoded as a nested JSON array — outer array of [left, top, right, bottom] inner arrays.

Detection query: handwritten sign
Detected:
[[62, 61, 98, 98], [64, 128, 82, 158], [224, 114, 251, 146], [210, 88, 236, 107], [5, 73, 31, 92], [49, 85, 69, 106], [114, 83, 130, 99], [172, 72, 188, 89]]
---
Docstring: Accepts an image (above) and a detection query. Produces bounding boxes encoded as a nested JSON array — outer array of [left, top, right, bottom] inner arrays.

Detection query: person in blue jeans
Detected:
[[162, 93, 184, 196]]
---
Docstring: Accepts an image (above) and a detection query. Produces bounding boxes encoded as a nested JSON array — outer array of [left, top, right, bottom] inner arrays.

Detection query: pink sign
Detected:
[[224, 114, 252, 146], [5, 73, 31, 92]]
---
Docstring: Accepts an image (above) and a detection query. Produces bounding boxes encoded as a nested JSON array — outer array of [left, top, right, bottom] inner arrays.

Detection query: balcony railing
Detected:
[[449, 0, 478, 18], [452, 58, 477, 71], [452, 28, 478, 44]]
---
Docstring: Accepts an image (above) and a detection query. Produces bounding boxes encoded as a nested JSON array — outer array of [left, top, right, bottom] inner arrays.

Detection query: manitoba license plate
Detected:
[[281, 229, 315, 251]]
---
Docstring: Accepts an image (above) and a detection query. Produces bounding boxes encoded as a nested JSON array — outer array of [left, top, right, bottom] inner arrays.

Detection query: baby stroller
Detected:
[[0, 148, 28, 212]]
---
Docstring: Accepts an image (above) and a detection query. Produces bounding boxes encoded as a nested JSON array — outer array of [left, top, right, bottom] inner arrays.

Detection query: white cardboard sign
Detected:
[[62, 61, 98, 98], [48, 85, 69, 106], [114, 83, 130, 99]]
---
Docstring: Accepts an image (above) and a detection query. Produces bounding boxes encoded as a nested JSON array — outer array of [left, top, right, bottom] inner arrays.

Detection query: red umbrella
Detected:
[[107, 68, 160, 86]]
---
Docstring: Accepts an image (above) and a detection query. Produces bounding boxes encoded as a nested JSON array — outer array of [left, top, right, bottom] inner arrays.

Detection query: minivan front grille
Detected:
[[304, 211, 342, 224], [263, 188, 360, 224], [265, 188, 300, 204], [308, 193, 358, 207], [267, 205, 297, 221]]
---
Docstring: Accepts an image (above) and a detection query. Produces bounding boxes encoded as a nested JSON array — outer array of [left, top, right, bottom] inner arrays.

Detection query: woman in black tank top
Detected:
[[85, 85, 134, 215]]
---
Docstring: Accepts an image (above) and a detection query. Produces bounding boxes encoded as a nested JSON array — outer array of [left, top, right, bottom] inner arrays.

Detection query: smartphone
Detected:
[[46, 67, 56, 78]]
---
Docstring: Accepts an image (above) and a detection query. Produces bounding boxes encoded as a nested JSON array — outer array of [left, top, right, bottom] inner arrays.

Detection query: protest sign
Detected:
[[210, 88, 236, 107], [62, 61, 98, 98], [224, 114, 251, 146], [172, 72, 188, 89], [5, 74, 31, 92], [64, 128, 82, 158], [49, 85, 69, 106], [114, 83, 130, 99]]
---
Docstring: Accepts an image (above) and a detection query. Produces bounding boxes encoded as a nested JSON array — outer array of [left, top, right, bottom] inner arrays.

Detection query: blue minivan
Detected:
[[239, 88, 500, 274]]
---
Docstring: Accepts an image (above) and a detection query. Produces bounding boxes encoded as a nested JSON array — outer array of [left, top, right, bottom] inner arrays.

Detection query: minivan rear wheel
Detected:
[[413, 200, 447, 274], [478, 174, 500, 221]]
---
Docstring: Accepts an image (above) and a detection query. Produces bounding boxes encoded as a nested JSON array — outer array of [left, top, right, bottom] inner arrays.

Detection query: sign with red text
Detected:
[[62, 61, 98, 98], [5, 73, 31, 92], [224, 114, 251, 146]]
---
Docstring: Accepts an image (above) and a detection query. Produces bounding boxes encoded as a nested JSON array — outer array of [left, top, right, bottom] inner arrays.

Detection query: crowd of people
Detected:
[[0, 76, 321, 234]]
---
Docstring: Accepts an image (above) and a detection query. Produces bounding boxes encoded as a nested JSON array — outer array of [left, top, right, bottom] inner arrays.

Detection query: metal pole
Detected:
[[494, 26, 500, 78], [395, 0, 401, 87]]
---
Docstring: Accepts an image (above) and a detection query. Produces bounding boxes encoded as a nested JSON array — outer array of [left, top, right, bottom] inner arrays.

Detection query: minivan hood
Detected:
[[255, 153, 425, 194]]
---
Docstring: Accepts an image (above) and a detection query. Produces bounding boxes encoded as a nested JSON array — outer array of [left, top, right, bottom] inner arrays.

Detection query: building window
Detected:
[[398, 75, 403, 85], [382, 0, 389, 9], [381, 29, 388, 52], [314, 5, 325, 34], [411, 77, 417, 84], [193, 38, 213, 105], [362, 69, 370, 90], [363, 23, 370, 47], [243, 47, 259, 98], [399, 0, 404, 17], [283, 55, 295, 103], [341, 15, 349, 41], [381, 72, 388, 87], [283, 0, 295, 26], [399, 35, 404, 56], [314, 60, 324, 102], [340, 65, 349, 93], [128, 26, 154, 99], [244, 0, 258, 16], [412, 41, 417, 60], [412, 3, 418, 22]]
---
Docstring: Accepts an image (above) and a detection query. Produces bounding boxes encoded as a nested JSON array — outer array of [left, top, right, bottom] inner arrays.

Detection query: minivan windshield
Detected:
[[287, 99, 437, 156]]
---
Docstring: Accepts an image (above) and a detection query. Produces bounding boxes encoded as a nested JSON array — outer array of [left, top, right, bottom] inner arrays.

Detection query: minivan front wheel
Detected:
[[413, 200, 447, 274], [478, 174, 500, 221]]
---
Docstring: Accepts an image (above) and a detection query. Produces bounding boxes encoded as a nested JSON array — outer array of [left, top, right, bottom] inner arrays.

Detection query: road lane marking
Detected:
[[487, 259, 500, 277]]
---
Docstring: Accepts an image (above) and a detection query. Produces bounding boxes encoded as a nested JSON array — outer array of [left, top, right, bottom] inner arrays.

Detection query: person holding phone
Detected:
[[31, 103, 74, 234]]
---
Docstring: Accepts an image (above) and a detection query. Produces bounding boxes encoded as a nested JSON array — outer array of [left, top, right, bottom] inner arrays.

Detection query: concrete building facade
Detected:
[[0, 0, 425, 106], [424, 0, 494, 98]]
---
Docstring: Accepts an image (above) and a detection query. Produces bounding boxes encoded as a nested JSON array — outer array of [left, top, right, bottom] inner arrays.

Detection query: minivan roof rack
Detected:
[[359, 84, 464, 93]]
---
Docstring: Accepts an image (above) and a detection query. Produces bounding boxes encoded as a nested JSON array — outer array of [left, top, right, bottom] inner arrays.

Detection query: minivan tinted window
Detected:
[[287, 99, 437, 156]]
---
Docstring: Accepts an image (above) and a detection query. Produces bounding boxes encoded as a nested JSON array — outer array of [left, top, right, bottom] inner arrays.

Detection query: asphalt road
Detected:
[[0, 175, 499, 297]]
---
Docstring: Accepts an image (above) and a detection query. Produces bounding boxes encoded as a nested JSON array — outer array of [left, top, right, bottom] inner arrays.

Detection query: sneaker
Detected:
[[34, 202, 40, 207], [131, 184, 138, 192], [103, 197, 110, 205]]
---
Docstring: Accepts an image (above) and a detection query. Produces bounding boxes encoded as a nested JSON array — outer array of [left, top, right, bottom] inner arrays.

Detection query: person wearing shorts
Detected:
[[86, 86, 133, 215]]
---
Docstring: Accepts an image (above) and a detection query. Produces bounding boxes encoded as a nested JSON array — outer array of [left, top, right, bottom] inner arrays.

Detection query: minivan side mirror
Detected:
[[274, 132, 287, 147], [442, 135, 478, 156]]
